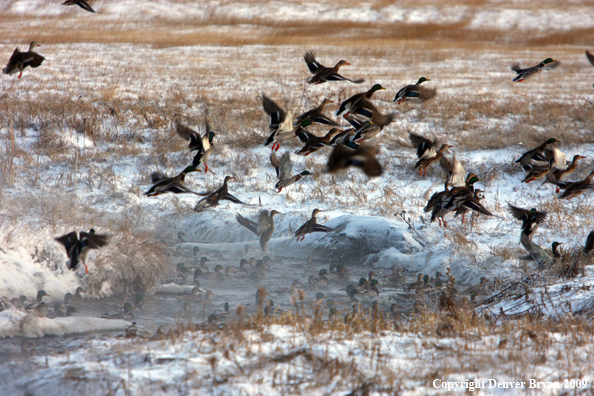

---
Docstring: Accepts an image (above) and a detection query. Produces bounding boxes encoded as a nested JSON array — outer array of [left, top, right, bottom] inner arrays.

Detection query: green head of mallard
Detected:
[[300, 170, 312, 176], [66, 306, 78, 316], [208, 131, 216, 144], [329, 307, 337, 317], [545, 138, 558, 145], [552, 242, 562, 251], [214, 264, 224, 273], [300, 119, 313, 128], [316, 292, 325, 300], [423, 275, 429, 285], [239, 258, 248, 269], [359, 277, 367, 286], [369, 84, 385, 92], [529, 208, 538, 213], [224, 302, 230, 312], [263, 255, 273, 263], [19, 295, 27, 303], [123, 302, 133, 313], [417, 77, 430, 84], [37, 290, 50, 302], [467, 174, 481, 185], [135, 293, 144, 305], [182, 165, 199, 174], [542, 58, 556, 65], [370, 279, 379, 287], [193, 247, 199, 256], [200, 257, 209, 265], [319, 269, 328, 277], [207, 313, 218, 324]]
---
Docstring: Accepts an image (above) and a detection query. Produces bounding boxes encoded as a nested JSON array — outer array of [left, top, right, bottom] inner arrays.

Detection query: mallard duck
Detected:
[[294, 209, 333, 241], [393, 77, 436, 104], [424, 180, 449, 214], [175, 122, 216, 172], [440, 155, 465, 188], [145, 166, 200, 196], [508, 205, 547, 239], [262, 95, 303, 151], [545, 155, 586, 187], [62, 0, 99, 13], [347, 98, 396, 129], [55, 229, 110, 274], [520, 231, 560, 270], [336, 84, 385, 118], [511, 58, 559, 82], [328, 115, 362, 145], [194, 176, 249, 211], [414, 144, 453, 177], [295, 98, 340, 126], [295, 127, 342, 156], [454, 189, 485, 223], [324, 142, 383, 177], [65, 286, 85, 305], [303, 51, 364, 85], [102, 302, 134, 320], [515, 138, 558, 171], [235, 210, 280, 251], [558, 171, 594, 199], [409, 132, 438, 161], [2, 41, 44, 79], [25, 290, 51, 317], [431, 174, 481, 227], [524, 147, 573, 183], [270, 152, 311, 192]]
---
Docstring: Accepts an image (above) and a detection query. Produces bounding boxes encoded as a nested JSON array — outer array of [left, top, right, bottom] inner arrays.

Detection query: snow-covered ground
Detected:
[[1, 0, 594, 394]]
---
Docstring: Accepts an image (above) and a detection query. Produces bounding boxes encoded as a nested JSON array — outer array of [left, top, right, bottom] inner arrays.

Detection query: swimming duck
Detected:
[[235, 210, 280, 251], [175, 122, 216, 172], [508, 205, 547, 239], [194, 176, 249, 211], [144, 166, 200, 196], [2, 41, 44, 79], [511, 58, 559, 82], [294, 209, 332, 241], [102, 302, 134, 320], [55, 229, 110, 274], [303, 51, 364, 85], [336, 84, 385, 118], [324, 142, 383, 177], [393, 77, 436, 104], [62, 0, 99, 13], [295, 98, 340, 126], [270, 152, 311, 192]]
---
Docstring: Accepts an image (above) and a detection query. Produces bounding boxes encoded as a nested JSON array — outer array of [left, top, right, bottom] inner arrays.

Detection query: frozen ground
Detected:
[[1, 0, 594, 394]]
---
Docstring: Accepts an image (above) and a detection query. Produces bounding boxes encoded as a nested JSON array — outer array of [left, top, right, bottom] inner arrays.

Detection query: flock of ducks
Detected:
[[3, 5, 594, 324]]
